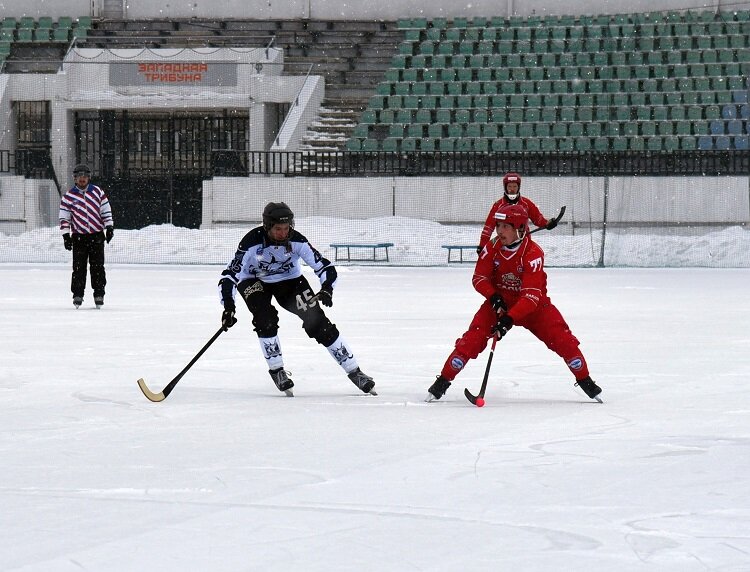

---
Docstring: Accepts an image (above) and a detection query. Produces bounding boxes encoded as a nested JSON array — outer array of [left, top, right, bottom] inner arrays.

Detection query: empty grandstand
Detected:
[[0, 0, 748, 267]]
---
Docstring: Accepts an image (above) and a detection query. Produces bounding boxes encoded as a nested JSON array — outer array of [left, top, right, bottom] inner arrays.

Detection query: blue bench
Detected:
[[442, 245, 479, 263], [330, 242, 394, 262]]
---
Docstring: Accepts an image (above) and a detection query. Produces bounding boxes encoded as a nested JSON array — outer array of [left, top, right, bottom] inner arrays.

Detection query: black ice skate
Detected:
[[94, 296, 104, 308], [575, 376, 603, 403], [426, 375, 451, 402], [269, 367, 294, 396], [73, 296, 83, 309], [347, 368, 376, 395]]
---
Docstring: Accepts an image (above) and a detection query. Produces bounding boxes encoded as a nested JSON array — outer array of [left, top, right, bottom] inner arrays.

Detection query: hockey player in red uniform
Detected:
[[428, 203, 602, 403], [476, 172, 558, 254]]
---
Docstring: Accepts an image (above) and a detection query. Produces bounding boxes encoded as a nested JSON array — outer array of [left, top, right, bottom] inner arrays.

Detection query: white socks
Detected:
[[258, 336, 283, 370], [326, 336, 359, 374], [259, 335, 358, 373]]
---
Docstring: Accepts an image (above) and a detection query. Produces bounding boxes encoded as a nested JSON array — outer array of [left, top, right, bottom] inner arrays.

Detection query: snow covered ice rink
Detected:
[[2, 263, 749, 571]]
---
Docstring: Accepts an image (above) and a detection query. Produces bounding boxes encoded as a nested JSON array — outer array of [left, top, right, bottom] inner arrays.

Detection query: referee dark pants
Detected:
[[71, 232, 106, 299]]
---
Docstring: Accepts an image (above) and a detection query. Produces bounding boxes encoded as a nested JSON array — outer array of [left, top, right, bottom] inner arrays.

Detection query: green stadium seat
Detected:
[[361, 139, 379, 151], [421, 138, 436, 151], [586, 122, 603, 136], [680, 136, 697, 150], [402, 138, 418, 152], [360, 110, 377, 123], [382, 138, 399, 152], [540, 137, 557, 151], [592, 137, 608, 151], [483, 124, 499, 138], [346, 139, 362, 151], [502, 123, 519, 137], [675, 120, 692, 135], [647, 136, 663, 151], [641, 122, 657, 136], [19, 16, 35, 28], [491, 138, 507, 152], [657, 120, 674, 135], [34, 28, 52, 42], [574, 137, 592, 151], [628, 137, 645, 150], [427, 123, 445, 137], [568, 122, 584, 137], [474, 138, 490, 152], [17, 28, 32, 42]]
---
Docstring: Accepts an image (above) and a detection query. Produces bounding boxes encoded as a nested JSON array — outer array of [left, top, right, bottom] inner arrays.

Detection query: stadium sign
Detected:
[[109, 62, 238, 86]]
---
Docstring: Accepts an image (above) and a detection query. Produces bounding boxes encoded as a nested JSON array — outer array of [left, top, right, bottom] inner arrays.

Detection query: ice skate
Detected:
[[575, 376, 603, 403], [73, 296, 83, 309], [269, 367, 294, 396], [426, 375, 451, 402], [94, 296, 104, 309], [347, 368, 376, 395]]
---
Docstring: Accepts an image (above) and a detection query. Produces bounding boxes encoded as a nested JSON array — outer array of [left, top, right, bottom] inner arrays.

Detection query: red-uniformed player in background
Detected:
[[428, 203, 602, 403], [476, 172, 558, 254]]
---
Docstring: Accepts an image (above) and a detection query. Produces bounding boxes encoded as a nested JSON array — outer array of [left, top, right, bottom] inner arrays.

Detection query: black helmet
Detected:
[[73, 164, 91, 177], [262, 202, 294, 231]]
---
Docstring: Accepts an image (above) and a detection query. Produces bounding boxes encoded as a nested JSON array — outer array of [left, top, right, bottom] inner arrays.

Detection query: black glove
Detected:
[[494, 315, 514, 339], [105, 226, 114, 243], [476, 245, 483, 255], [489, 294, 507, 313], [317, 286, 333, 307], [546, 218, 558, 230], [221, 302, 237, 331], [63, 233, 73, 251]]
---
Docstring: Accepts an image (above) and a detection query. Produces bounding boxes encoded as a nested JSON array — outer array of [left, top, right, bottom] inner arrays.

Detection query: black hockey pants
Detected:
[[237, 276, 339, 345]]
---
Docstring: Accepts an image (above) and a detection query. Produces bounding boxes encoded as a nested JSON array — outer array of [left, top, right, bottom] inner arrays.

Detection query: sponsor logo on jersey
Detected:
[[257, 252, 294, 276], [242, 281, 264, 297], [568, 357, 583, 370], [450, 356, 465, 371], [501, 272, 522, 292], [523, 292, 540, 304]]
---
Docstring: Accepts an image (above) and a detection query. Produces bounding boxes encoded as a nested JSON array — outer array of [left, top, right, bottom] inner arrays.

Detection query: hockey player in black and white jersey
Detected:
[[218, 202, 376, 396]]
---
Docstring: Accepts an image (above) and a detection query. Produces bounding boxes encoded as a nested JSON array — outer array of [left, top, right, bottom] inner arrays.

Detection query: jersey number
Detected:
[[296, 289, 318, 311]]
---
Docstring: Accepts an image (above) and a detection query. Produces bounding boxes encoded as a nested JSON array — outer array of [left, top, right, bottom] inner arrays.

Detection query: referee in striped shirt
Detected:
[[59, 164, 114, 309]]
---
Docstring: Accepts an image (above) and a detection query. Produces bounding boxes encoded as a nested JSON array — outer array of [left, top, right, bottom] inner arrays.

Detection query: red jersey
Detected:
[[472, 234, 549, 324], [478, 196, 548, 251]]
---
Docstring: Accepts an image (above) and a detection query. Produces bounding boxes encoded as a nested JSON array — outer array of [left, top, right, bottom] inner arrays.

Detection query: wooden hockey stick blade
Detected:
[[136, 327, 225, 403], [137, 378, 167, 402]]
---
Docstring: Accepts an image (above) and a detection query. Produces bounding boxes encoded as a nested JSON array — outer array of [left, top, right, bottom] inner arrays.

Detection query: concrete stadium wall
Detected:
[[2, 0, 746, 21], [0, 176, 57, 234], [202, 176, 750, 227]]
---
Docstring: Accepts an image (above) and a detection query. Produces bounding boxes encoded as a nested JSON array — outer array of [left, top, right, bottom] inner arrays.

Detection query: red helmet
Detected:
[[502, 172, 522, 190], [494, 203, 529, 231]]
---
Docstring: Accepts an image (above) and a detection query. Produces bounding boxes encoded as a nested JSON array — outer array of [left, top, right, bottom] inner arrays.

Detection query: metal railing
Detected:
[[0, 148, 61, 193], [211, 149, 750, 177]]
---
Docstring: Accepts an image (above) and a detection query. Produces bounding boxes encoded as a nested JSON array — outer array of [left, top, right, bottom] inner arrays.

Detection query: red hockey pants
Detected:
[[440, 299, 590, 382]]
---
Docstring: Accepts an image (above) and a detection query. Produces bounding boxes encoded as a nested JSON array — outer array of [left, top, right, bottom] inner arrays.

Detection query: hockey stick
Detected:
[[464, 333, 499, 406], [530, 205, 566, 235], [137, 326, 226, 402]]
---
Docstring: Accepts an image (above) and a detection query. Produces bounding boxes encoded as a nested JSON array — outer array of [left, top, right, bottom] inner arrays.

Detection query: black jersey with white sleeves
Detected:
[[219, 227, 337, 305]]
